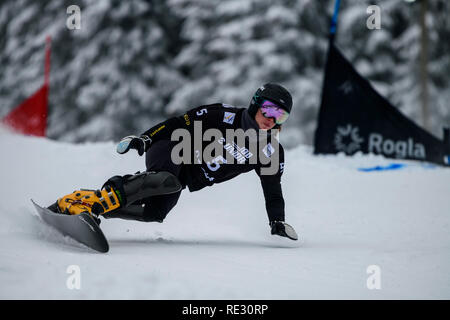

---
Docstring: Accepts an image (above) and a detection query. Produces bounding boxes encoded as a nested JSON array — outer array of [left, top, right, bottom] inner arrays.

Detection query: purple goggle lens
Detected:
[[260, 100, 290, 125]]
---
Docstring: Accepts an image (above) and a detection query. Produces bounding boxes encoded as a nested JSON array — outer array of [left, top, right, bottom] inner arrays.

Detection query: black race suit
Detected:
[[118, 103, 286, 223]]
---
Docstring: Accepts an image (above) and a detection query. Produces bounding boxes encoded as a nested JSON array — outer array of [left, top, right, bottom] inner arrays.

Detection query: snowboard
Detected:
[[31, 199, 109, 253]]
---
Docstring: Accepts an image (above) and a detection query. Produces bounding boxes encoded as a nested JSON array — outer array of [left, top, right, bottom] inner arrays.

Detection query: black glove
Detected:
[[116, 135, 152, 156], [270, 221, 298, 241]]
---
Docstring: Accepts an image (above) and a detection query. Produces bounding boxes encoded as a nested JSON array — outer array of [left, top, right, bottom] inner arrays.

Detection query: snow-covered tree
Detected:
[[0, 0, 185, 142], [337, 0, 450, 139], [0, 0, 448, 145], [168, 0, 333, 147]]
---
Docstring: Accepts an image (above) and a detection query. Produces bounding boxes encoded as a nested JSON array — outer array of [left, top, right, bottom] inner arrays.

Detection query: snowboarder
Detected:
[[54, 83, 298, 241]]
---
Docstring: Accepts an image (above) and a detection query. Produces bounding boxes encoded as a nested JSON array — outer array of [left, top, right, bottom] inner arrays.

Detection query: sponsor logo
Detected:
[[150, 125, 166, 137], [218, 137, 253, 164], [222, 103, 234, 109], [368, 133, 426, 159], [334, 124, 426, 159], [262, 143, 275, 158], [184, 114, 191, 126], [334, 124, 364, 154], [223, 112, 236, 125]]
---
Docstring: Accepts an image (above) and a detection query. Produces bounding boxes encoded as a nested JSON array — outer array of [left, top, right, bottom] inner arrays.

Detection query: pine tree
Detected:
[[0, 0, 185, 142], [168, 0, 333, 146], [336, 0, 449, 138], [1, 0, 447, 145]]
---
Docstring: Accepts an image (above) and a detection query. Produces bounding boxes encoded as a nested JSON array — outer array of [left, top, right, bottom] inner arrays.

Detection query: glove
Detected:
[[270, 221, 298, 241], [116, 135, 152, 156]]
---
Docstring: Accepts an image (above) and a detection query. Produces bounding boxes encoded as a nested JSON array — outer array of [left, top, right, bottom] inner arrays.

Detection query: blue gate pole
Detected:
[[329, 0, 341, 43]]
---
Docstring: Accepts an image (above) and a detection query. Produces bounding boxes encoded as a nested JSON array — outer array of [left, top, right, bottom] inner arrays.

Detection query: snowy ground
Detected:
[[0, 128, 449, 299]]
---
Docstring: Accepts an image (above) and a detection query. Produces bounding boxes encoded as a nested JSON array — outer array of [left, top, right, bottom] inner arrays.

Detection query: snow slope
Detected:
[[0, 128, 449, 299]]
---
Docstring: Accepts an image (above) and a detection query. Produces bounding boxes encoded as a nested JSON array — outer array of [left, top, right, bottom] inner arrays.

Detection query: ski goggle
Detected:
[[260, 100, 290, 125]]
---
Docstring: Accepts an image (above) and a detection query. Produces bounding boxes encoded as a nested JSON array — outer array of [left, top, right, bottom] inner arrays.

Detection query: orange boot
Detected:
[[57, 186, 121, 217]]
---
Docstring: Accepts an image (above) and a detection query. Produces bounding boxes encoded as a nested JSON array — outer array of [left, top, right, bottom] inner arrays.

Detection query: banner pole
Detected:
[[44, 36, 51, 86], [43, 36, 51, 137], [329, 0, 341, 44], [314, 0, 341, 153]]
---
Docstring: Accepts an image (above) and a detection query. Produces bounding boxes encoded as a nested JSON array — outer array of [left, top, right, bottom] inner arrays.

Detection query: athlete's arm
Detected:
[[142, 103, 224, 143], [259, 174, 285, 222], [141, 116, 186, 144], [256, 143, 285, 222]]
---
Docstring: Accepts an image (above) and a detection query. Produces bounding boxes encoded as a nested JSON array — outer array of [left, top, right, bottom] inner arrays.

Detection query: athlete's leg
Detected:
[[104, 140, 184, 222]]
